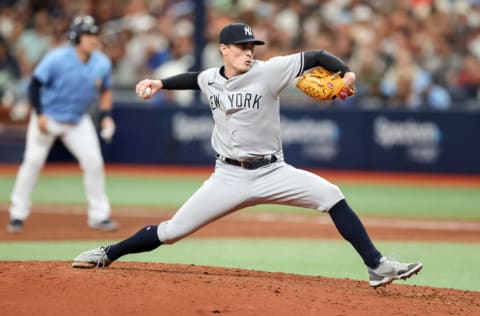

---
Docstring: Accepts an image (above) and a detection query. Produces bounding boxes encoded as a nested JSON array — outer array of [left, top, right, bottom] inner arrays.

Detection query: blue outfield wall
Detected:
[[100, 104, 480, 174], [3, 103, 480, 174]]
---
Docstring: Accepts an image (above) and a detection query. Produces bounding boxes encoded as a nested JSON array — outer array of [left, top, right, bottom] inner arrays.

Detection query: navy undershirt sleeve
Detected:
[[29, 76, 43, 114], [161, 72, 201, 90], [302, 50, 351, 76]]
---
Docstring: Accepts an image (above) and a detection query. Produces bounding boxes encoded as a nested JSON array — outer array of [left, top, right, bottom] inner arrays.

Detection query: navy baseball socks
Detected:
[[104, 225, 162, 261], [328, 199, 382, 269], [71, 225, 161, 268], [329, 199, 423, 287]]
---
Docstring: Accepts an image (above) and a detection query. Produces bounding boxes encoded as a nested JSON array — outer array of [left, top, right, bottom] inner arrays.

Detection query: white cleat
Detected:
[[72, 246, 112, 268], [368, 256, 423, 288]]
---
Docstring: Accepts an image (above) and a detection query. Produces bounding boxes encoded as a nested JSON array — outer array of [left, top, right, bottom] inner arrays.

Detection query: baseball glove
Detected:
[[296, 68, 355, 101]]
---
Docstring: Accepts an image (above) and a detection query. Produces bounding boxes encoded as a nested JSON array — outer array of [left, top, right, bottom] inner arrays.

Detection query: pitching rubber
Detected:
[[71, 261, 96, 269]]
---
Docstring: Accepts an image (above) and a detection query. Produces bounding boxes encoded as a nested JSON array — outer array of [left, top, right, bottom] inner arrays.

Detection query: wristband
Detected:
[[99, 109, 112, 121]]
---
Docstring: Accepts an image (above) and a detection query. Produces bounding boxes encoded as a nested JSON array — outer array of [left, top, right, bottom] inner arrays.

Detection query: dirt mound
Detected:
[[0, 261, 479, 316]]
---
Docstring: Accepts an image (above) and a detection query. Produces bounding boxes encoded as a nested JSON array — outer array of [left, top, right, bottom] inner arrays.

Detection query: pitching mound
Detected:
[[1, 261, 479, 316]]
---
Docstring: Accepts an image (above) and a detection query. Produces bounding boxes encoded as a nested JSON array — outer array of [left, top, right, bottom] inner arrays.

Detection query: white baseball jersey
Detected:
[[198, 53, 304, 160]]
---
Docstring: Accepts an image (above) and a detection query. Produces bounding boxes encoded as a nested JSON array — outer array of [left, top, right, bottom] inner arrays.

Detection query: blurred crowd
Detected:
[[1, 0, 480, 115]]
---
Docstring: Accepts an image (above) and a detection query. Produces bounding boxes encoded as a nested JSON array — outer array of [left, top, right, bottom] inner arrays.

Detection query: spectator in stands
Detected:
[[1, 0, 480, 110], [0, 35, 20, 105], [15, 9, 52, 78], [153, 19, 194, 106], [380, 48, 432, 109], [453, 53, 480, 109]]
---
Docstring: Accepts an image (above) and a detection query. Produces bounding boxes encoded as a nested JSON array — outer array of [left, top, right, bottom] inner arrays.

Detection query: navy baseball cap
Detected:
[[219, 23, 265, 45]]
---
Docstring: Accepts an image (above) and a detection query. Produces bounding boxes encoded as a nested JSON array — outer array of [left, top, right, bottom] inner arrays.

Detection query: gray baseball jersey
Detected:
[[198, 53, 303, 160], [156, 52, 345, 244]]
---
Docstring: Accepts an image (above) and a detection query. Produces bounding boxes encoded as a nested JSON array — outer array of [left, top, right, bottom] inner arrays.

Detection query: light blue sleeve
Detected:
[[33, 51, 57, 84], [99, 54, 113, 90]]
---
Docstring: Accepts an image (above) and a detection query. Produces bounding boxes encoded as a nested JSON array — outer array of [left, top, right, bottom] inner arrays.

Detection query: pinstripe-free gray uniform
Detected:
[[157, 53, 344, 243]]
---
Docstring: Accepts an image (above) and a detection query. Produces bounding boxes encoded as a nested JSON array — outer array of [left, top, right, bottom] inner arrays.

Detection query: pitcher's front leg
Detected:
[[157, 169, 251, 244], [87, 165, 252, 264]]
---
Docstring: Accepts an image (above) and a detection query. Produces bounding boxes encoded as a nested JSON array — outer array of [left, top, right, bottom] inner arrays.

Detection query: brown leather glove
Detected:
[[296, 68, 355, 101]]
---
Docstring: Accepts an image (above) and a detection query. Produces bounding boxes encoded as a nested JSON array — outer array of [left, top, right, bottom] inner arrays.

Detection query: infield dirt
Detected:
[[1, 209, 480, 316]]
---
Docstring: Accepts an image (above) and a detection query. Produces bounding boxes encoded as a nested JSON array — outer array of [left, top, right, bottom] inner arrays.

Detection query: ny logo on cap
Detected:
[[244, 26, 253, 36]]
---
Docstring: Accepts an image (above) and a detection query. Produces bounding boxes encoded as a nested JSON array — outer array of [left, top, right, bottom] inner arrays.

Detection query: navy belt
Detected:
[[217, 154, 278, 170]]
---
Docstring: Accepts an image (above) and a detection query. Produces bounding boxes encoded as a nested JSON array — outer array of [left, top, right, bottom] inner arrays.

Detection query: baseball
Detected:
[[140, 86, 152, 99]]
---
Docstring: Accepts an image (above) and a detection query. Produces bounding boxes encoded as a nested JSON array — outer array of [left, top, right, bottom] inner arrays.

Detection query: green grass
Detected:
[[0, 175, 202, 207], [0, 239, 479, 292], [1, 173, 479, 292], [1, 174, 479, 219], [339, 184, 480, 219]]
